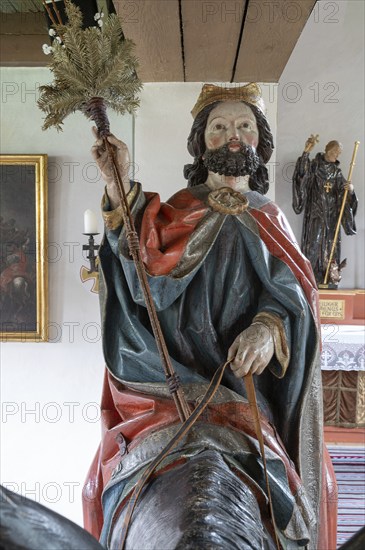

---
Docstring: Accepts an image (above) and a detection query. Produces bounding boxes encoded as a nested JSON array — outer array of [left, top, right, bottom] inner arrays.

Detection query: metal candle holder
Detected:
[[82, 233, 100, 273]]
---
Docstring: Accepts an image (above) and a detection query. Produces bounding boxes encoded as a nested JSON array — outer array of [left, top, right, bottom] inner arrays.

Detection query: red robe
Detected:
[[83, 187, 337, 548]]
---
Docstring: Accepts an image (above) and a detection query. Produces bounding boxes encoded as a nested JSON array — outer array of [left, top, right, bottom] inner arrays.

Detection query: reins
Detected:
[[117, 364, 281, 550]]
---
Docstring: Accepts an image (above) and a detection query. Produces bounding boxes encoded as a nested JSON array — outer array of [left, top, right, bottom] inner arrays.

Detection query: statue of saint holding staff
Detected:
[[292, 136, 358, 287]]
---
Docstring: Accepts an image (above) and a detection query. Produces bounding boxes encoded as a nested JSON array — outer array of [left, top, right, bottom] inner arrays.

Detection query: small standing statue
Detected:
[[292, 135, 358, 287]]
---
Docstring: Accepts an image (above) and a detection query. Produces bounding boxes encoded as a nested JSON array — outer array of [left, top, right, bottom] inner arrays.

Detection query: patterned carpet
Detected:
[[327, 445, 365, 547]]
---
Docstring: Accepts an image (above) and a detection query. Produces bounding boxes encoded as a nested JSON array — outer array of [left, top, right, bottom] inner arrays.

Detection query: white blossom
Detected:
[[55, 36, 62, 43], [94, 11, 104, 22], [42, 44, 54, 55], [48, 28, 56, 37]]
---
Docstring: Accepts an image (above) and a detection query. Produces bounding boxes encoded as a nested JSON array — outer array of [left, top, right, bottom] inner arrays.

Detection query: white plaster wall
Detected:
[[275, 0, 364, 288], [0, 67, 133, 525]]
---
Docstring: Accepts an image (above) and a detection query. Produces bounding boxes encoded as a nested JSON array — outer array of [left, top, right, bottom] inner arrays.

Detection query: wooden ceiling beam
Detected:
[[115, 0, 184, 82], [182, 0, 248, 82], [234, 0, 316, 82], [0, 1, 317, 81], [0, 0, 43, 13], [0, 35, 48, 66], [0, 11, 48, 66], [0, 10, 46, 34]]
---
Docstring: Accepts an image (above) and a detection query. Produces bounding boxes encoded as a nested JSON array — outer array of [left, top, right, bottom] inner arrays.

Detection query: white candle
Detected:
[[84, 209, 98, 234]]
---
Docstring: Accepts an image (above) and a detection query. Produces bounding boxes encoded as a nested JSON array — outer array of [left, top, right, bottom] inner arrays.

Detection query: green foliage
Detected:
[[38, 0, 142, 131]]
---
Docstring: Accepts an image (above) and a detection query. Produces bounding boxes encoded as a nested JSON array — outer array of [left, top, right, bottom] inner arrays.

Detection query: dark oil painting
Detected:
[[0, 156, 48, 341]]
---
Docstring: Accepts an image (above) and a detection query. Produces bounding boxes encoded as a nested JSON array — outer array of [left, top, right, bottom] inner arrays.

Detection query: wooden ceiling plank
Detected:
[[0, 0, 316, 82], [0, 11, 47, 34], [0, 11, 48, 66], [114, 0, 183, 82], [0, 0, 17, 14], [234, 0, 316, 82], [182, 0, 248, 82], [0, 34, 47, 65], [0, 0, 43, 14]]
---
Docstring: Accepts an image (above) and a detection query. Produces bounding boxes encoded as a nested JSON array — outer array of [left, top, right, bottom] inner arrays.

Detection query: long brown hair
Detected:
[[184, 101, 274, 194]]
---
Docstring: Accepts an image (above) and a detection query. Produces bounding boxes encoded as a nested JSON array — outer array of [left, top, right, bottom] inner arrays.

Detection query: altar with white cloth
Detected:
[[321, 324, 364, 428]]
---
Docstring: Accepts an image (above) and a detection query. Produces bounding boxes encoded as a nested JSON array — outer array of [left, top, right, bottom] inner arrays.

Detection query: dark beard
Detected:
[[203, 142, 260, 177]]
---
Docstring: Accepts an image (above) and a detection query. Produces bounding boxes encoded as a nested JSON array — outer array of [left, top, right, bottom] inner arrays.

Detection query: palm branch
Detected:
[[38, 0, 142, 135]]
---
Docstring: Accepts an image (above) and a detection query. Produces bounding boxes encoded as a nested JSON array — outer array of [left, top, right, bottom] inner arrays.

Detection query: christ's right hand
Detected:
[[91, 127, 131, 209]]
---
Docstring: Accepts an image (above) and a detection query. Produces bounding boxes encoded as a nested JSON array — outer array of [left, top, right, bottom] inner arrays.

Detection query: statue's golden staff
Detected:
[[323, 141, 360, 285]]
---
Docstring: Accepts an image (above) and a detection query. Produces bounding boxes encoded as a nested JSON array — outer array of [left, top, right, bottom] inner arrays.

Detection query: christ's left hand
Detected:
[[228, 323, 274, 377]]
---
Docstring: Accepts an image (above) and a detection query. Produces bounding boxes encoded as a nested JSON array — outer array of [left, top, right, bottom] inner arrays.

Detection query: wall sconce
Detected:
[[81, 209, 100, 293]]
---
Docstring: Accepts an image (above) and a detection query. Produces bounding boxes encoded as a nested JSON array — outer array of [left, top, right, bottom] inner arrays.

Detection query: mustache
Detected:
[[203, 142, 260, 177]]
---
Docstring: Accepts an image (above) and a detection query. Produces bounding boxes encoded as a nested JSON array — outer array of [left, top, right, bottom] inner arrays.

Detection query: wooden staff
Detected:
[[105, 137, 191, 422], [323, 141, 360, 285], [84, 97, 191, 423]]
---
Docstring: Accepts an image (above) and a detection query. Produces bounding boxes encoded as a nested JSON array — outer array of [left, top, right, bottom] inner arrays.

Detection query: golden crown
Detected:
[[191, 83, 265, 119]]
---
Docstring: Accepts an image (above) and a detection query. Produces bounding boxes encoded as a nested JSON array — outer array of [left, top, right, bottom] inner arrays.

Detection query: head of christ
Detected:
[[184, 92, 274, 194]]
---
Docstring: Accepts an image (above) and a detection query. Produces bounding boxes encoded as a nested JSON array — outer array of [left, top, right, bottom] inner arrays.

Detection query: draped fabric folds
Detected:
[[83, 184, 337, 549]]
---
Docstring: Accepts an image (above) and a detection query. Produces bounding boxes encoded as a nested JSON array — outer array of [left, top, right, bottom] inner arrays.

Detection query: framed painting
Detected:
[[0, 155, 48, 342]]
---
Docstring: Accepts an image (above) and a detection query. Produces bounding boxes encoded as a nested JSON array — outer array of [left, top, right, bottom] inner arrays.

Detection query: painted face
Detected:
[[325, 145, 342, 163], [204, 101, 259, 152]]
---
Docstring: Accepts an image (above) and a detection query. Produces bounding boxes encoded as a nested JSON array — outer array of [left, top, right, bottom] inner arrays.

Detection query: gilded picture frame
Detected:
[[0, 155, 48, 342]]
